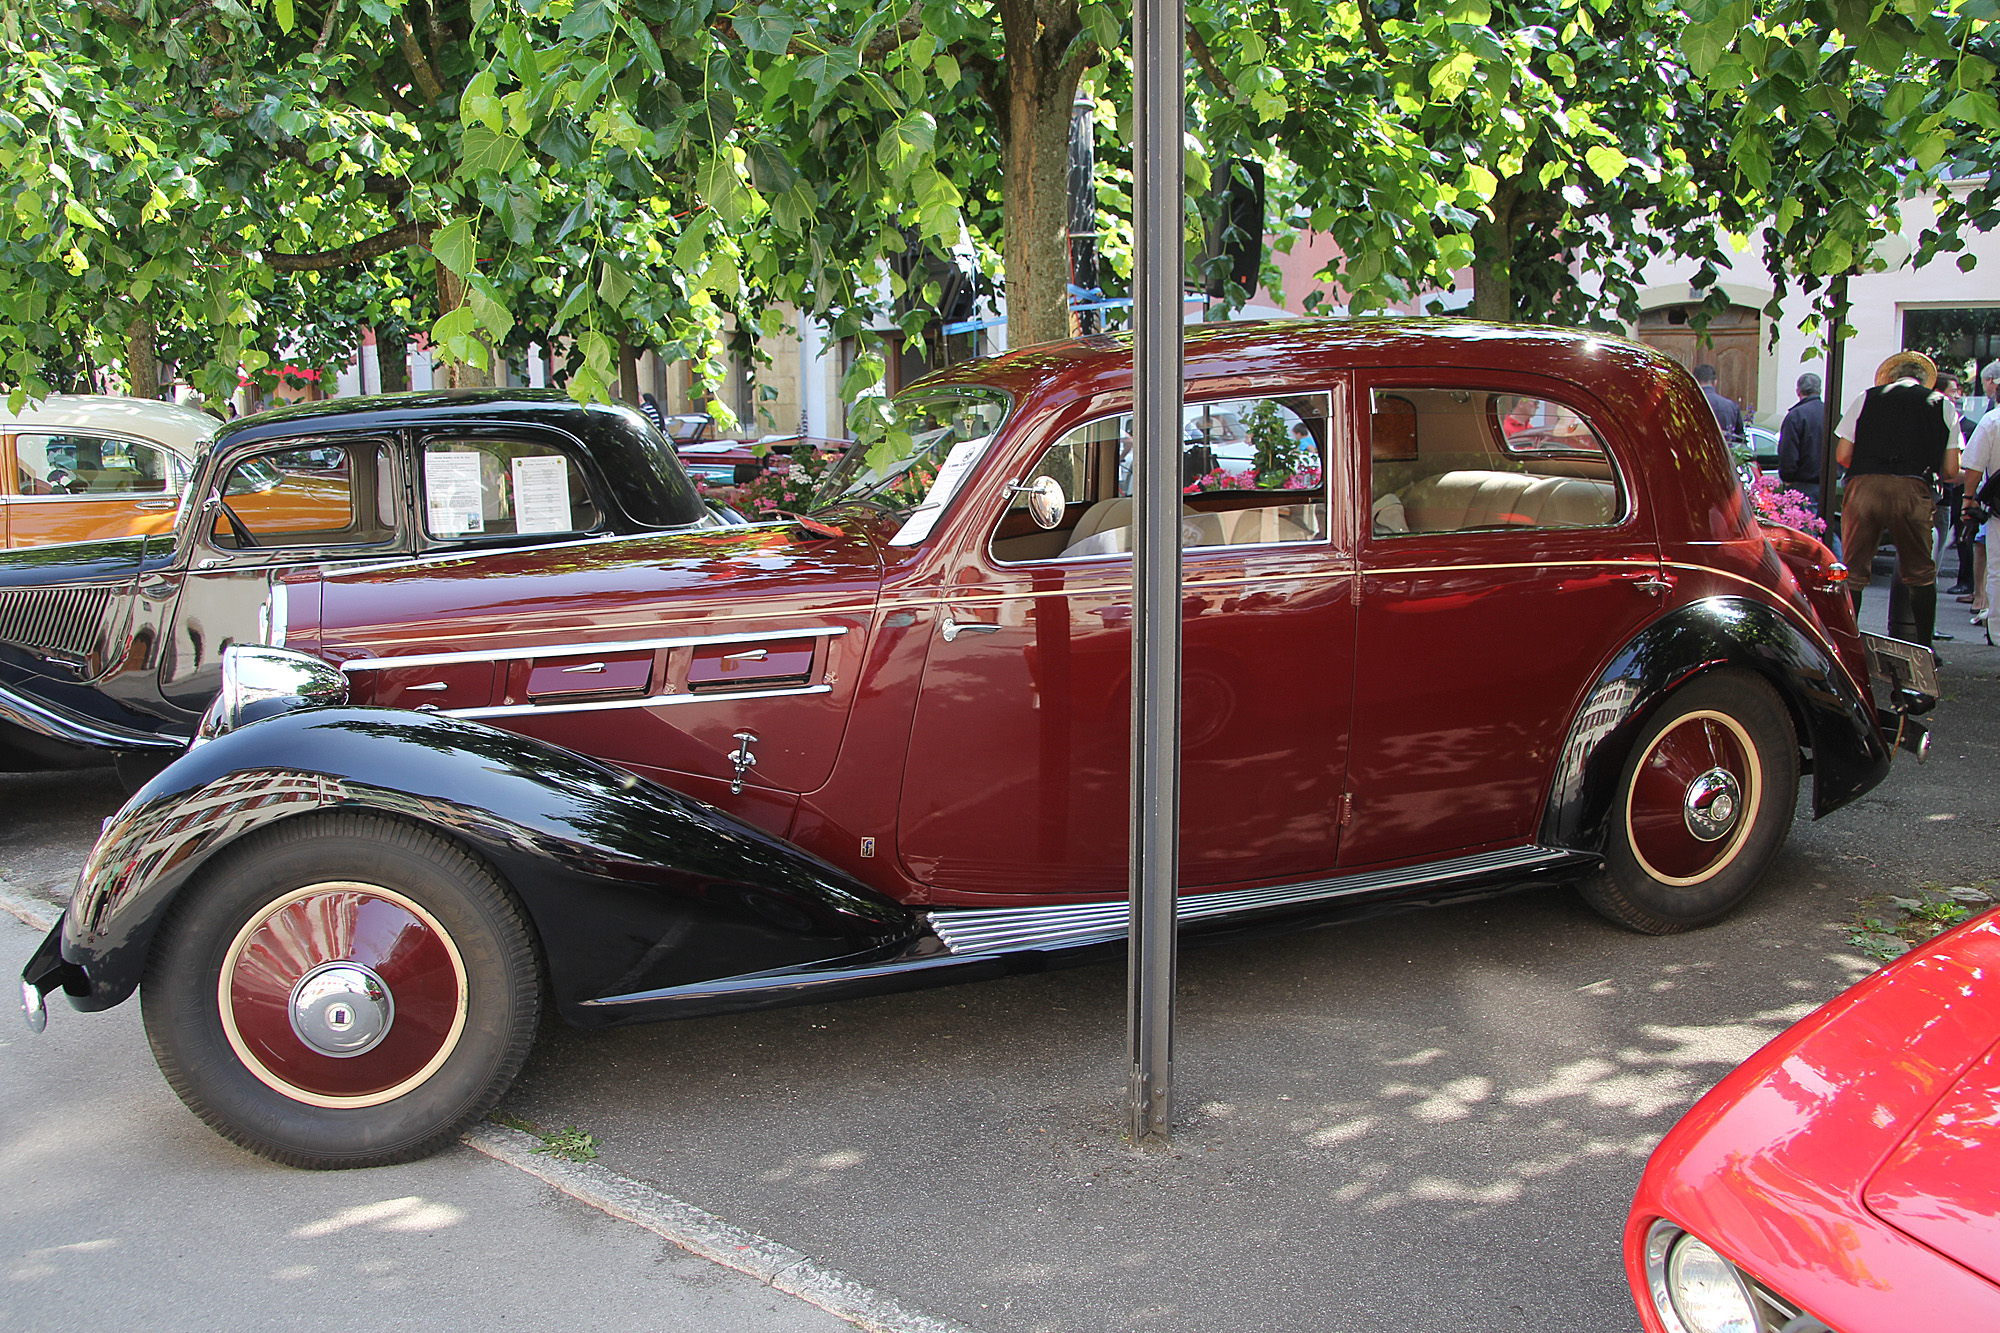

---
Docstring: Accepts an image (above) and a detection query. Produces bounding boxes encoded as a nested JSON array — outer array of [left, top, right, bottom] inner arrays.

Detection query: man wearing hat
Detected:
[[1835, 351, 1962, 647]]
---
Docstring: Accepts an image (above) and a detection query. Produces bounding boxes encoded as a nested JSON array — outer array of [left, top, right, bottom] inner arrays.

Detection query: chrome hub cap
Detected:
[[1683, 768, 1741, 843], [289, 961, 394, 1057]]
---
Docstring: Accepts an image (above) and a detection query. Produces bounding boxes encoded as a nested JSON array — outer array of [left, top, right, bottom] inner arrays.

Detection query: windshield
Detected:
[[813, 389, 1011, 533]]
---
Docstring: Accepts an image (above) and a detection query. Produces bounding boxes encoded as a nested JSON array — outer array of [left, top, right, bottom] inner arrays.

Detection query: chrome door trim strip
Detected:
[[339, 625, 847, 673], [926, 845, 1572, 955], [447, 682, 832, 720]]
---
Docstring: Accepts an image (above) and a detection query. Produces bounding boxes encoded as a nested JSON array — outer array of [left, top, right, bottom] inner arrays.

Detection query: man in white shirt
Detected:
[[1836, 351, 1961, 648], [1956, 360, 2000, 638]]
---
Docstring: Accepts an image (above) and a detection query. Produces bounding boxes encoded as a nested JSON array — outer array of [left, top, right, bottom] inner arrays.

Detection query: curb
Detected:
[[462, 1123, 978, 1333], [0, 886, 56, 934]]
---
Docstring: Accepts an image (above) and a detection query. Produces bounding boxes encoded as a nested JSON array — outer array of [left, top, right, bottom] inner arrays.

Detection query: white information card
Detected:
[[511, 454, 573, 534], [424, 451, 484, 535], [888, 437, 989, 547]]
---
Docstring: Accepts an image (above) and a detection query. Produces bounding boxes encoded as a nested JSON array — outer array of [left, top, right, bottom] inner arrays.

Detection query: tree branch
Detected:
[[229, 220, 433, 272], [1186, 27, 1233, 94], [313, 0, 343, 55], [86, 0, 142, 31], [393, 16, 446, 102], [1356, 0, 1391, 60]]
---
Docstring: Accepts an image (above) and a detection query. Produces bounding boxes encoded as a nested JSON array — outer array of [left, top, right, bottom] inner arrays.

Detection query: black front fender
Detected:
[[60, 708, 919, 1023], [1538, 596, 1892, 854]]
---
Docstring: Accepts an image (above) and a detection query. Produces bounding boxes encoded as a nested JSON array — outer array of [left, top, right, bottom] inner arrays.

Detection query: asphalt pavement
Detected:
[[2, 569, 1994, 1332]]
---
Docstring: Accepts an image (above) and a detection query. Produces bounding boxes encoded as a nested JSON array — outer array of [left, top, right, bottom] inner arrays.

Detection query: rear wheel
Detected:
[[142, 814, 539, 1168], [1578, 671, 1798, 935]]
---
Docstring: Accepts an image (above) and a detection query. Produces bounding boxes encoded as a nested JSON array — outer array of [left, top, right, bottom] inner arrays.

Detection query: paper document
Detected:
[[888, 437, 989, 547], [425, 451, 485, 535], [511, 455, 573, 534]]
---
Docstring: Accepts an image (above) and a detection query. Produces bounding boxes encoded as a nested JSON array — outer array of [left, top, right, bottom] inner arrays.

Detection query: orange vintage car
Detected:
[[1, 395, 219, 548]]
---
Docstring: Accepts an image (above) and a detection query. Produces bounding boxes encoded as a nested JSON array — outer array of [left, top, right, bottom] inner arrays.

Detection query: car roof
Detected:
[[907, 317, 1676, 401], [0, 394, 220, 454]]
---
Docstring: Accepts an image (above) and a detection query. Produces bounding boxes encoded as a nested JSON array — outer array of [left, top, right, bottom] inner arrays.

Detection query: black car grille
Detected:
[[0, 585, 112, 659]]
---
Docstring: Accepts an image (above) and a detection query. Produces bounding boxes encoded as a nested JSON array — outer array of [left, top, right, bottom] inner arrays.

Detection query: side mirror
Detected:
[[1022, 476, 1066, 529]]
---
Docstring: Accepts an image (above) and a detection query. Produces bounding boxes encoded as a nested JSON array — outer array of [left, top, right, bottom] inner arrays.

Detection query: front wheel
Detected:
[[1577, 671, 1799, 935], [142, 814, 540, 1168]]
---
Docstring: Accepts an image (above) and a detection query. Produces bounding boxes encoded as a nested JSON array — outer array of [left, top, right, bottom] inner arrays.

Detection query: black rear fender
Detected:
[[1539, 596, 1892, 854], [59, 708, 919, 1021]]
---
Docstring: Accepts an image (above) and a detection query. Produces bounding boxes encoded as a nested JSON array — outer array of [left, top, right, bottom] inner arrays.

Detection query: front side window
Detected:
[[992, 391, 1331, 562], [17, 433, 178, 496], [420, 438, 601, 541], [1367, 387, 1623, 537], [813, 389, 1012, 545], [211, 443, 396, 549]]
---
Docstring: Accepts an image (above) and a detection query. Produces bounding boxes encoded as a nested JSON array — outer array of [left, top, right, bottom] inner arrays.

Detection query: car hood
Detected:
[[315, 522, 884, 655], [1864, 1032, 2000, 1285], [0, 534, 173, 589]]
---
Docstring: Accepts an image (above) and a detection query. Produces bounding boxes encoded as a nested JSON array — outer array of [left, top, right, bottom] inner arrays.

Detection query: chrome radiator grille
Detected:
[[0, 585, 112, 659]]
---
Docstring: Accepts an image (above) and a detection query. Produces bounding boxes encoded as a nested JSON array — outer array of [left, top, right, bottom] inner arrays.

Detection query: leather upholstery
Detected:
[[1400, 470, 1615, 532]]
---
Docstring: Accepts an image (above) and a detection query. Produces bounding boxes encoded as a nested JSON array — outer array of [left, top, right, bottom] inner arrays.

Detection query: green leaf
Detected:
[[1444, 0, 1491, 22], [1945, 90, 2000, 132], [733, 8, 796, 56], [1584, 145, 1629, 183], [1730, 131, 1771, 191], [1430, 52, 1480, 101], [558, 0, 615, 42], [465, 274, 516, 346], [673, 212, 715, 270], [273, 0, 294, 33], [876, 111, 935, 185], [1682, 21, 1729, 77], [699, 154, 756, 226], [432, 218, 475, 278], [463, 70, 503, 135], [597, 259, 632, 308], [461, 125, 526, 177]]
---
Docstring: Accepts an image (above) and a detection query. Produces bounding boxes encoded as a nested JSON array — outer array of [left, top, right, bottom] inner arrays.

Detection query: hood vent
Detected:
[[0, 585, 112, 660]]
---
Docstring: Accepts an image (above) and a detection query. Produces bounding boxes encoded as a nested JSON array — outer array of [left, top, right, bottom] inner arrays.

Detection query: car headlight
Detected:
[[1644, 1220, 1762, 1333], [194, 645, 349, 745]]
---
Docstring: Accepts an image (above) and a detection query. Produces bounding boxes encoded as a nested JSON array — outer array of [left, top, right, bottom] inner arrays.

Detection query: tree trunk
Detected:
[[995, 1, 1093, 349], [436, 264, 494, 388], [126, 308, 159, 398], [619, 339, 640, 404], [1469, 183, 1519, 324], [377, 326, 410, 393]]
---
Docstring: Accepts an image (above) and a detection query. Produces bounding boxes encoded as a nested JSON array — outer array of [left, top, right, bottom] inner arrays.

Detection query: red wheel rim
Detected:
[[219, 883, 468, 1108], [1625, 711, 1761, 886]]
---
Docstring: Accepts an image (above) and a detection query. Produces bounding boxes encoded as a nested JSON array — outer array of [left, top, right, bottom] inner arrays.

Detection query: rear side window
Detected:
[[17, 433, 181, 495], [1367, 388, 1624, 536], [420, 438, 601, 541]]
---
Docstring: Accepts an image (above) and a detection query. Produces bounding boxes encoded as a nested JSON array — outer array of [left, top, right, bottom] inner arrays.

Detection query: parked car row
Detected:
[[7, 323, 1964, 1325], [1, 395, 218, 547]]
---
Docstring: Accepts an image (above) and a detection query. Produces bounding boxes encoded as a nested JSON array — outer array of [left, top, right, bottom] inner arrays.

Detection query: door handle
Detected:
[[722, 649, 768, 662], [560, 661, 606, 674], [405, 681, 449, 692], [940, 612, 1001, 643], [1628, 574, 1675, 596], [135, 500, 178, 511]]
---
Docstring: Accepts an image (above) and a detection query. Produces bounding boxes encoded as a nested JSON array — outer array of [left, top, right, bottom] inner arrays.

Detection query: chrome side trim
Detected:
[[340, 625, 847, 673], [927, 845, 1573, 955], [0, 681, 186, 752], [448, 682, 832, 720]]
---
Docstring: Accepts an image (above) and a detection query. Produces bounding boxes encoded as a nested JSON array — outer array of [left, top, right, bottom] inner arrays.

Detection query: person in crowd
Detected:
[[1836, 352, 1962, 648], [638, 392, 665, 430], [1957, 360, 2000, 639], [1935, 373, 1968, 599], [1777, 372, 1825, 508], [1694, 364, 1745, 448]]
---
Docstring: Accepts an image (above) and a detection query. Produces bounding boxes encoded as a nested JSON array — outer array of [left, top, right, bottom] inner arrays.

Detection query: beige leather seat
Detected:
[[1402, 470, 1615, 532], [1061, 499, 1211, 557]]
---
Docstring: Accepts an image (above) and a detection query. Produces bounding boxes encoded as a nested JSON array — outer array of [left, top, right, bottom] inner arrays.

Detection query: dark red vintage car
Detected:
[[20, 320, 1935, 1167], [1626, 908, 2000, 1333]]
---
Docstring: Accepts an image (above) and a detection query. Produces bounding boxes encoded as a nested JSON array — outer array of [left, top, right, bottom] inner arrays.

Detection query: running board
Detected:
[[926, 845, 1581, 955], [571, 845, 1590, 1027]]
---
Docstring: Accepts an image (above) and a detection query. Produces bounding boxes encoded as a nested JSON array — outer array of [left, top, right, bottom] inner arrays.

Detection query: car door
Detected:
[[897, 384, 1358, 899], [156, 435, 405, 713], [7, 429, 186, 547], [1340, 374, 1664, 868]]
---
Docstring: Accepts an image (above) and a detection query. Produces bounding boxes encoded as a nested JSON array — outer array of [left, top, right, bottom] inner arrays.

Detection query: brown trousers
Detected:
[[1842, 474, 1937, 588]]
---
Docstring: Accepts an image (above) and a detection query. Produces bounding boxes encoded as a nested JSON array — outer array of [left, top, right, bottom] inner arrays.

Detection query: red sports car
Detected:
[[1626, 909, 2000, 1333]]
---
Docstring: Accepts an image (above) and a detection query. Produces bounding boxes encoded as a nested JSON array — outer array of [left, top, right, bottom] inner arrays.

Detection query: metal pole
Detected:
[[1128, 0, 1184, 1148], [1821, 274, 1849, 538]]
